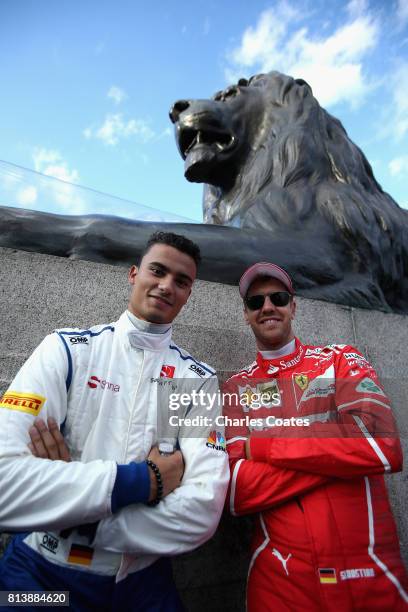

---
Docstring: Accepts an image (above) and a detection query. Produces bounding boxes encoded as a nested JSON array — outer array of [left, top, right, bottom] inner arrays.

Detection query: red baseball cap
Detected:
[[239, 262, 294, 297]]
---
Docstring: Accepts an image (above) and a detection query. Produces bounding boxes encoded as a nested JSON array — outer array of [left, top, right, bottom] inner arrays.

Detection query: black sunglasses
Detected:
[[245, 291, 291, 310]]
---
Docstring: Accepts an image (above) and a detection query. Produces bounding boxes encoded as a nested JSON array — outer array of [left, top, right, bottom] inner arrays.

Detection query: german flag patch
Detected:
[[67, 544, 94, 566], [318, 568, 337, 584]]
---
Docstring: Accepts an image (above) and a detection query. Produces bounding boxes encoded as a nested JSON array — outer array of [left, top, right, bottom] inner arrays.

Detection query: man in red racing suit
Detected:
[[224, 262, 408, 611]]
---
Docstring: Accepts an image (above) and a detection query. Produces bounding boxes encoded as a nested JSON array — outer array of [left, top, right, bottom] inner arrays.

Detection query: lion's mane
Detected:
[[202, 71, 408, 310]]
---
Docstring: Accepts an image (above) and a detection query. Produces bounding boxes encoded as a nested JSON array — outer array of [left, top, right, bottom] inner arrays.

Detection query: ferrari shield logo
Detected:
[[295, 374, 309, 390]]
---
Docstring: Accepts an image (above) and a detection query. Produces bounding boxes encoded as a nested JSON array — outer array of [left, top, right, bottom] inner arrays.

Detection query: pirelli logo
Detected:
[[0, 391, 46, 416]]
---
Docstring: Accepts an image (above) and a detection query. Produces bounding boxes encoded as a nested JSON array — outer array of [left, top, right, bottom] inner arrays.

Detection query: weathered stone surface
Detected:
[[0, 249, 406, 611]]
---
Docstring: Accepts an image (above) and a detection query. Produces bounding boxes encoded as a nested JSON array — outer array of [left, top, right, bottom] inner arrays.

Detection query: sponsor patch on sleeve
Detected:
[[355, 377, 386, 397], [0, 391, 46, 416]]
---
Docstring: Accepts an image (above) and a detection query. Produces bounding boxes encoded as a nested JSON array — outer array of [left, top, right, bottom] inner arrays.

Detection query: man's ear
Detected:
[[290, 298, 296, 320], [128, 265, 138, 285], [243, 306, 250, 325]]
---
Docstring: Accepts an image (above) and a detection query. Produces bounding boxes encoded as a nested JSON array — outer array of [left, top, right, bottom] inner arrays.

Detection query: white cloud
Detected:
[[225, 2, 379, 108], [388, 155, 408, 176], [33, 148, 80, 183], [32, 148, 85, 214], [85, 113, 155, 146], [107, 85, 127, 105], [16, 185, 38, 206]]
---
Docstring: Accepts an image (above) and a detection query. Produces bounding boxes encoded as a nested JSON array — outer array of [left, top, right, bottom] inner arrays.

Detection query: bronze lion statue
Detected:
[[170, 71, 408, 313], [0, 71, 407, 313]]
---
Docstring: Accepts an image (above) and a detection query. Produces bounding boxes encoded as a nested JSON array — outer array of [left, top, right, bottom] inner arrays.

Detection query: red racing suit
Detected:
[[223, 339, 408, 611]]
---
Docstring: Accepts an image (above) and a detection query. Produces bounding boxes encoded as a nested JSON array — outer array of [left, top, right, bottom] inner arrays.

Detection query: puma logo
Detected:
[[272, 548, 292, 576]]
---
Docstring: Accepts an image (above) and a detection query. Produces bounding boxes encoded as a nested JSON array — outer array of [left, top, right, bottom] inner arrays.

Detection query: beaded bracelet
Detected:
[[146, 459, 163, 506]]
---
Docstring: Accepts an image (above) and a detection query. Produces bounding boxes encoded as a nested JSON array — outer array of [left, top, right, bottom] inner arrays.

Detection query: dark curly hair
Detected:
[[139, 231, 201, 267]]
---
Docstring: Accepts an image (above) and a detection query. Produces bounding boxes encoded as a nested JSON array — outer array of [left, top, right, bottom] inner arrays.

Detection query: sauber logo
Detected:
[[0, 391, 45, 416], [87, 376, 120, 392], [160, 365, 175, 378]]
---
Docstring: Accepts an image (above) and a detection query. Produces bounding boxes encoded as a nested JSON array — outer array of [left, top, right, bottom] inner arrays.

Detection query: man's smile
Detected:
[[259, 317, 282, 326], [148, 294, 173, 307]]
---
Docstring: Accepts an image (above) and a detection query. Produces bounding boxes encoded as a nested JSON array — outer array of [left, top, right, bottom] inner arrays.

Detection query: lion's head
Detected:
[[170, 71, 408, 311]]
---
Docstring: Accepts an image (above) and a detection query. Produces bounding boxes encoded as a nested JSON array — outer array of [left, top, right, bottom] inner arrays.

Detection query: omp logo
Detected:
[[189, 363, 206, 377], [160, 365, 175, 378], [206, 430, 226, 452], [87, 376, 120, 392], [40, 533, 59, 555], [69, 336, 89, 344], [0, 391, 45, 416]]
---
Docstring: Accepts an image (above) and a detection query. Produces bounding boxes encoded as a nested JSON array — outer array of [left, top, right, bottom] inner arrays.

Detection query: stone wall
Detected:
[[0, 248, 407, 610]]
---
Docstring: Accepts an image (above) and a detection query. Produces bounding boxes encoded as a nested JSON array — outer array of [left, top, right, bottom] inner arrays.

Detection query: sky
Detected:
[[0, 0, 407, 222]]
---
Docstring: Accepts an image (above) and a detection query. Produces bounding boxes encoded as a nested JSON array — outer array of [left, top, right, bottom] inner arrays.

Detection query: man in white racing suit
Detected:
[[0, 231, 229, 611]]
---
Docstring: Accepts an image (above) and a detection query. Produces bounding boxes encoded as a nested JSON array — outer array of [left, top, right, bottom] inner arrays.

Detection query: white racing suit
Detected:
[[0, 312, 229, 607]]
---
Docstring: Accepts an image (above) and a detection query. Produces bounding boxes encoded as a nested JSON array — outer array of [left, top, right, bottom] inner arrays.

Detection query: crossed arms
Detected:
[[0, 333, 229, 555]]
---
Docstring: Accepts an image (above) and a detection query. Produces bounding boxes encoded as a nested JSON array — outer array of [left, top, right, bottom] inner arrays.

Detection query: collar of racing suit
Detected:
[[256, 337, 305, 375], [260, 338, 296, 360], [126, 309, 172, 335], [120, 311, 173, 352]]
